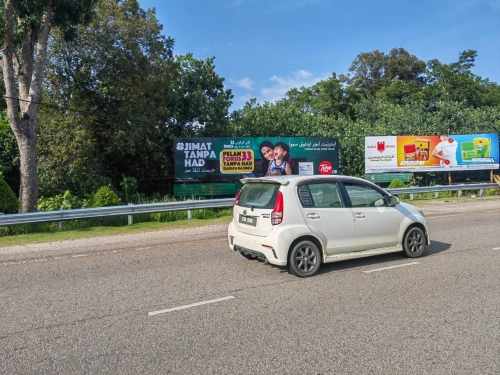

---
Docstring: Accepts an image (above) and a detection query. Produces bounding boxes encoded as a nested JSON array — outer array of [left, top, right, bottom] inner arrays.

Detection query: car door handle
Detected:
[[307, 213, 321, 220], [354, 213, 366, 219]]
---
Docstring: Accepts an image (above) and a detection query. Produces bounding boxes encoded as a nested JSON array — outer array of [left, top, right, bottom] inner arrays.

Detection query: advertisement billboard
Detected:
[[175, 137, 339, 182], [365, 133, 499, 173]]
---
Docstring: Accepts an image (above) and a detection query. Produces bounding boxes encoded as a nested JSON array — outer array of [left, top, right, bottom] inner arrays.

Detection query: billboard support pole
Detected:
[[448, 172, 452, 185]]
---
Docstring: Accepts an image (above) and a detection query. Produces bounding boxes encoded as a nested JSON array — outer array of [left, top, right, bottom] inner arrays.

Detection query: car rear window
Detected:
[[238, 183, 279, 209]]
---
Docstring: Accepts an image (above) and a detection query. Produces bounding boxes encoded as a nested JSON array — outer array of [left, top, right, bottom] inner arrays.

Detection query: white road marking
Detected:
[[492, 247, 500, 251], [427, 210, 500, 219], [148, 296, 235, 316], [427, 214, 465, 219], [363, 262, 419, 273]]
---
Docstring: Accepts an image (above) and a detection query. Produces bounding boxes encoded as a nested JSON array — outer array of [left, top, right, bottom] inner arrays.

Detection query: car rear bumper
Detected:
[[228, 221, 289, 266], [233, 244, 268, 261]]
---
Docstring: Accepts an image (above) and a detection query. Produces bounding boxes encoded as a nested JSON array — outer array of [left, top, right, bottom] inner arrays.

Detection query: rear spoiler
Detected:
[[240, 177, 290, 186]]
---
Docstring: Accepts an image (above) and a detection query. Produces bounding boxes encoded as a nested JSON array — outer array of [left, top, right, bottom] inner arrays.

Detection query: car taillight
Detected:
[[233, 188, 243, 215], [271, 191, 284, 225]]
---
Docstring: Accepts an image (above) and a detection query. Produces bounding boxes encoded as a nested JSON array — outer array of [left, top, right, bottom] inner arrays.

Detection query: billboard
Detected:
[[175, 137, 339, 182], [365, 133, 499, 173]]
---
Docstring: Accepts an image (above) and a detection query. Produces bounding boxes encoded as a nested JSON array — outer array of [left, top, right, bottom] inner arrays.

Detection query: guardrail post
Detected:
[[479, 189, 484, 197], [435, 192, 439, 198], [458, 191, 462, 197], [128, 203, 134, 225], [58, 222, 63, 231], [410, 194, 414, 200], [186, 200, 192, 220]]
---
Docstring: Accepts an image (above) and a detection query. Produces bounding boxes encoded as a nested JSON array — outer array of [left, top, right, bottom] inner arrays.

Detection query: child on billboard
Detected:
[[267, 142, 293, 175], [432, 135, 458, 166]]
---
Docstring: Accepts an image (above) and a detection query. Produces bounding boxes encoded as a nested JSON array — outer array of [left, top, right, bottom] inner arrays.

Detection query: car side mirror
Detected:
[[388, 195, 400, 207]]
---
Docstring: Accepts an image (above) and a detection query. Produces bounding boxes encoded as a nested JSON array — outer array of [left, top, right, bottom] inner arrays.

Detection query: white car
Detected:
[[228, 175, 430, 277]]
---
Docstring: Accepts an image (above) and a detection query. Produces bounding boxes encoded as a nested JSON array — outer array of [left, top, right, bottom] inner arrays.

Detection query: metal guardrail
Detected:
[[0, 199, 234, 226], [0, 183, 498, 227], [386, 183, 499, 195]]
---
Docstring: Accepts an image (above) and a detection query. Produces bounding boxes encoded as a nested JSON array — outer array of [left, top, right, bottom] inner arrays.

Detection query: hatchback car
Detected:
[[228, 175, 430, 277]]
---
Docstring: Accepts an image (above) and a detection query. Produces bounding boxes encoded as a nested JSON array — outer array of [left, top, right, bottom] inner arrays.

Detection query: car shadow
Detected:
[[248, 240, 451, 277], [314, 240, 451, 276], [423, 240, 451, 256]]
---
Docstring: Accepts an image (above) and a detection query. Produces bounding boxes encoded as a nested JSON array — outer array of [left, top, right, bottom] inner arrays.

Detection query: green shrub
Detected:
[[387, 178, 410, 200], [90, 185, 122, 207], [38, 190, 86, 211], [483, 188, 499, 197], [0, 178, 19, 213], [120, 175, 139, 203], [388, 178, 407, 189]]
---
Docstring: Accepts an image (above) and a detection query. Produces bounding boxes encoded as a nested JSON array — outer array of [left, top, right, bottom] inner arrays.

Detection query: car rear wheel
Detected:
[[289, 240, 321, 277], [403, 227, 426, 258]]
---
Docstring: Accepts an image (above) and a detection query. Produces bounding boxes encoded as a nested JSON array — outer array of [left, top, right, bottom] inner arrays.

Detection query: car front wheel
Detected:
[[289, 240, 321, 277], [403, 227, 426, 258]]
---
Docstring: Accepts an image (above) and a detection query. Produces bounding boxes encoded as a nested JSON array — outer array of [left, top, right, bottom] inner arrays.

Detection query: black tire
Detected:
[[289, 240, 321, 277], [403, 227, 426, 258]]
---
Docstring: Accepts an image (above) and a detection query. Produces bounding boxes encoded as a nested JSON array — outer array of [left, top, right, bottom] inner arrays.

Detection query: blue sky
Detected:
[[138, 0, 500, 110]]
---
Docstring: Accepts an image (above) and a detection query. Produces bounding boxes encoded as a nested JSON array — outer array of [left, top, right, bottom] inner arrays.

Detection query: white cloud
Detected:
[[231, 77, 255, 90], [259, 70, 329, 103]]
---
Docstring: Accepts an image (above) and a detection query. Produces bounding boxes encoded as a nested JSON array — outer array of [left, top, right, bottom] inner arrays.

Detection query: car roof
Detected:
[[240, 174, 368, 186]]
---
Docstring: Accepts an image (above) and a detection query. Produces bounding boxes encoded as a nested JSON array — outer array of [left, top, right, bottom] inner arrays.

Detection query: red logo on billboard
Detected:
[[319, 161, 333, 175], [377, 141, 386, 152]]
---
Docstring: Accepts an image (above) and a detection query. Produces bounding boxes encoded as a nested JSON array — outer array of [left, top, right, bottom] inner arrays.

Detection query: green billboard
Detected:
[[174, 137, 339, 182]]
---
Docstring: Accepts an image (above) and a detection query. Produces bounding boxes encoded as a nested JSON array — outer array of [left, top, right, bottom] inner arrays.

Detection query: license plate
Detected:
[[239, 215, 257, 226]]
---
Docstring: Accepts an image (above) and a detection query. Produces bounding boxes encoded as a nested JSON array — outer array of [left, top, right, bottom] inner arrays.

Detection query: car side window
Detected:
[[306, 183, 344, 208], [343, 183, 387, 207]]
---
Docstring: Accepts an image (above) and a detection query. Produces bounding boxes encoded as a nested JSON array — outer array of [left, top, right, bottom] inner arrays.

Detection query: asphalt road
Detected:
[[1, 198, 499, 374]]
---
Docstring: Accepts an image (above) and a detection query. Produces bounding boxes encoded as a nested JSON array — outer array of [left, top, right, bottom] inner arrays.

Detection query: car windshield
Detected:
[[238, 183, 279, 209]]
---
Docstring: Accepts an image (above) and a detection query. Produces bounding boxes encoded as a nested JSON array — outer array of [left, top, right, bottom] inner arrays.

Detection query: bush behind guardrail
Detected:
[[0, 179, 19, 214]]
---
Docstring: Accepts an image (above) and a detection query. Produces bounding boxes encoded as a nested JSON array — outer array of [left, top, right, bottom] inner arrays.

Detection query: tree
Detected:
[[283, 74, 352, 118], [171, 54, 233, 138], [41, 0, 176, 196], [41, 1, 232, 197], [0, 0, 98, 212], [340, 48, 426, 100], [424, 50, 491, 108]]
